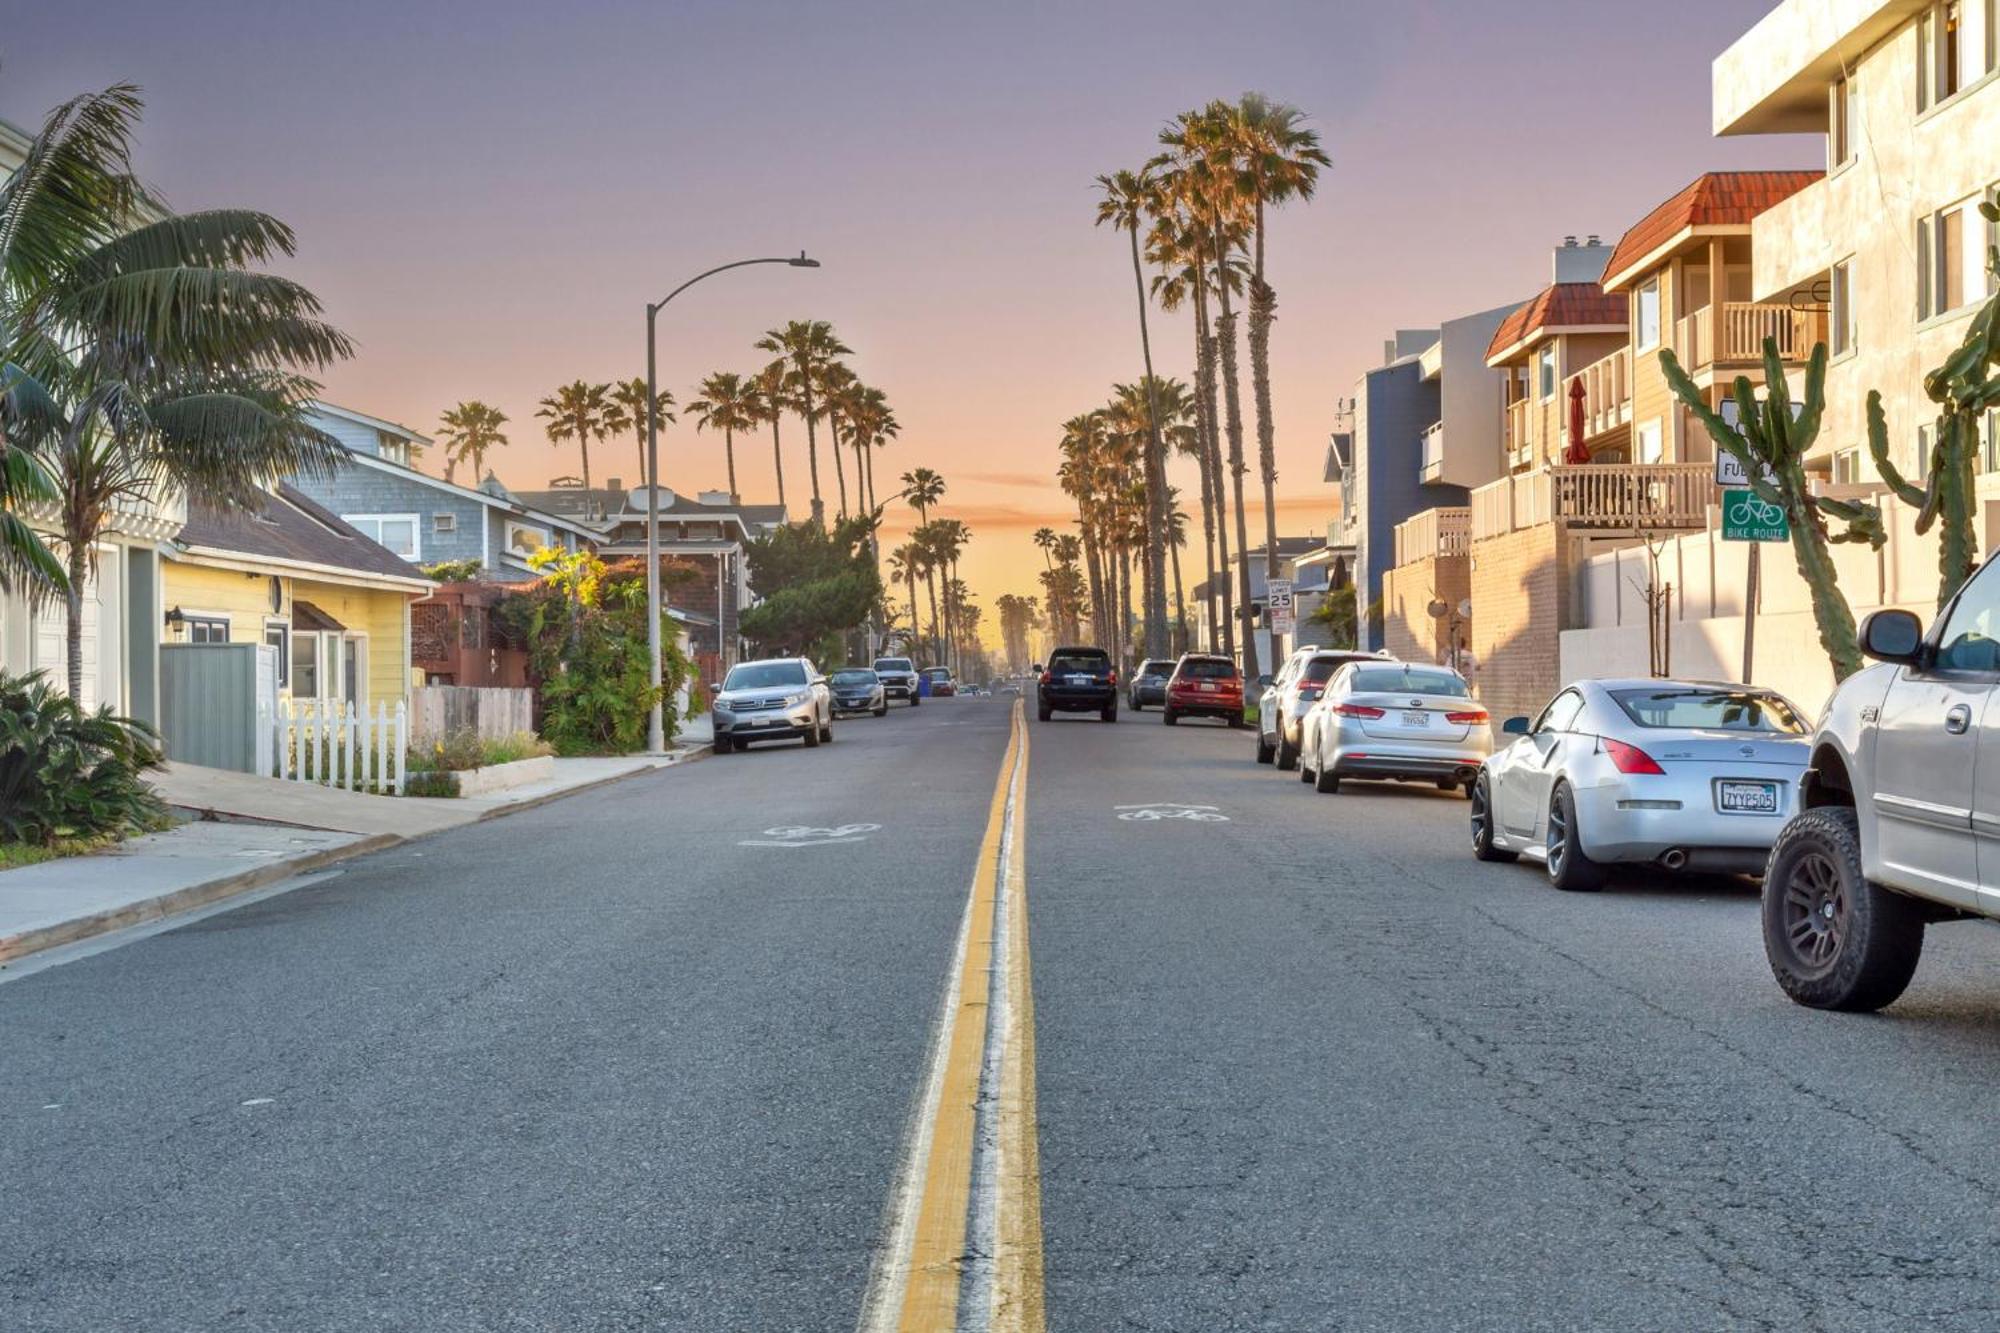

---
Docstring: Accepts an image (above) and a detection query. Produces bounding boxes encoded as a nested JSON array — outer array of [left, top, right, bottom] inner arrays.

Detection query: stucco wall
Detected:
[[1382, 554, 1470, 665]]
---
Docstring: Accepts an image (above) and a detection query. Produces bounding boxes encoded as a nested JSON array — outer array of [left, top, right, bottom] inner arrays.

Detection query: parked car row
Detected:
[[710, 654, 960, 753]]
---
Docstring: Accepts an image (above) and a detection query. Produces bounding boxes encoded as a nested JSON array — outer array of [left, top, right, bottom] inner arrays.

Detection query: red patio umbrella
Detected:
[[1564, 376, 1591, 464]]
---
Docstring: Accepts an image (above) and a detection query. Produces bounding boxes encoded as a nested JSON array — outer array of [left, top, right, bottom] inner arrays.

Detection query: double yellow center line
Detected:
[[860, 700, 1045, 1332]]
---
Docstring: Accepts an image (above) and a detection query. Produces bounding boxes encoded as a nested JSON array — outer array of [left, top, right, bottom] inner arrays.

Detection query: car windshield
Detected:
[[831, 670, 877, 686], [1049, 653, 1108, 673], [1349, 666, 1468, 696], [1178, 658, 1237, 680], [1609, 687, 1807, 734], [874, 659, 912, 672], [724, 661, 806, 691]]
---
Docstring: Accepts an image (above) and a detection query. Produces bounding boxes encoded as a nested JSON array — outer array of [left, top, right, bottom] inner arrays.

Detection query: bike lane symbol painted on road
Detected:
[[739, 823, 882, 847], [1115, 804, 1230, 822]]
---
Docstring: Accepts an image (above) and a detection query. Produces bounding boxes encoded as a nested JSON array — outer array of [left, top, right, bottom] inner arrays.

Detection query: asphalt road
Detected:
[[10, 696, 2000, 1330]]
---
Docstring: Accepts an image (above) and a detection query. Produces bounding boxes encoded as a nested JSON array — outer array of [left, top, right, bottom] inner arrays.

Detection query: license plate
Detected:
[[1068, 674, 1091, 685], [1717, 780, 1780, 814], [1200, 683, 1216, 692], [1401, 710, 1430, 727]]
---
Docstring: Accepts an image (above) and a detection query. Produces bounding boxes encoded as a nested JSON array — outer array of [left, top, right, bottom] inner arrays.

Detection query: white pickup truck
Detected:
[[1766, 555, 2000, 1010]]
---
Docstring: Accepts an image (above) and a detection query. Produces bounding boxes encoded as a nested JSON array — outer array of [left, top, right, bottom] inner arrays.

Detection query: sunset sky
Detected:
[[6, 0, 1816, 613]]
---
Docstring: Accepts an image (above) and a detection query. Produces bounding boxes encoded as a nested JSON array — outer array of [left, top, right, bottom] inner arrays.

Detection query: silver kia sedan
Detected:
[[1298, 661, 1491, 794], [1471, 678, 1811, 890]]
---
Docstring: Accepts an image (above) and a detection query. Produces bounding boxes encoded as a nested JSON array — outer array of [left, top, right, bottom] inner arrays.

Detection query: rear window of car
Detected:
[[831, 670, 877, 685], [1609, 688, 1807, 734], [874, 659, 912, 672], [1177, 657, 1238, 680], [1301, 658, 1347, 683], [725, 661, 806, 690], [922, 668, 953, 681], [1139, 661, 1174, 678], [1349, 666, 1469, 696], [1049, 652, 1108, 674]]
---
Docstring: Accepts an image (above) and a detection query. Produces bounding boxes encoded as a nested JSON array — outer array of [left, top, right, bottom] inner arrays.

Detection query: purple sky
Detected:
[[5, 0, 1816, 605]]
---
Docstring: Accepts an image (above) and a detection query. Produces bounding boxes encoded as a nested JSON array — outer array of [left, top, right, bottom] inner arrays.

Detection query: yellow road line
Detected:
[[864, 699, 1044, 1332]]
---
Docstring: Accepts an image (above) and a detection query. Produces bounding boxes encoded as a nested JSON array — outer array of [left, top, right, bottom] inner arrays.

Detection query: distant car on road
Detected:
[[1038, 646, 1118, 721], [828, 667, 888, 717], [922, 667, 957, 697], [873, 656, 921, 706], [1128, 658, 1175, 711], [1301, 661, 1488, 795], [1163, 654, 1243, 727], [1257, 647, 1389, 769], [1470, 678, 1809, 891], [710, 656, 834, 754], [1756, 576, 2000, 1010]]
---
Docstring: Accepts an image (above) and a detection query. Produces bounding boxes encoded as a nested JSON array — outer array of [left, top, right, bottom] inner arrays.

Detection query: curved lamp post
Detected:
[[645, 252, 820, 753]]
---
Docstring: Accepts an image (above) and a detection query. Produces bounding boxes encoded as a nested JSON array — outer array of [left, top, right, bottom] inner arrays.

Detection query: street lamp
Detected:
[[645, 252, 820, 753]]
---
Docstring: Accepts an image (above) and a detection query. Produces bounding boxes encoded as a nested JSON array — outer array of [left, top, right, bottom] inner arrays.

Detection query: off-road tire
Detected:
[[1470, 771, 1515, 862], [1763, 807, 1925, 1012], [1545, 782, 1605, 891]]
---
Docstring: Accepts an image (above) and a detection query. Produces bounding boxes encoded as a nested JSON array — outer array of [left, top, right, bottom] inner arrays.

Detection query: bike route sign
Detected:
[[1721, 489, 1789, 543]]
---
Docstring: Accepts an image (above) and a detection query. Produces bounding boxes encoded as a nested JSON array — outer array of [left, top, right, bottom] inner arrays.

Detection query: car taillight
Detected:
[[1445, 709, 1488, 725], [1039, 671, 1051, 685], [1333, 703, 1384, 719], [1603, 738, 1665, 775], [1108, 670, 1118, 686]]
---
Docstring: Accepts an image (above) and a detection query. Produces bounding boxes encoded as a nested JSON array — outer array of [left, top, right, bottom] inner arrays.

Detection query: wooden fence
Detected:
[[410, 685, 535, 743], [264, 697, 407, 795]]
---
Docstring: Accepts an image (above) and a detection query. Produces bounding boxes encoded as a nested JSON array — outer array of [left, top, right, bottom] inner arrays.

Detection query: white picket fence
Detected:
[[261, 697, 408, 795]]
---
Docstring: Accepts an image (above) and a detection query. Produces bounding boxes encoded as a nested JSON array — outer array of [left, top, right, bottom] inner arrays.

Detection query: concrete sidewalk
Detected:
[[0, 720, 710, 969]]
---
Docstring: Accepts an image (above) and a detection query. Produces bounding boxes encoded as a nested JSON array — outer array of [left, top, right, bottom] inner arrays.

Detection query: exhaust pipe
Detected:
[[1660, 848, 1688, 871]]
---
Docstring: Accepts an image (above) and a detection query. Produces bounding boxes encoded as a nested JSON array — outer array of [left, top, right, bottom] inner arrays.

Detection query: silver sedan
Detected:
[[1299, 661, 1491, 794], [1471, 678, 1811, 890]]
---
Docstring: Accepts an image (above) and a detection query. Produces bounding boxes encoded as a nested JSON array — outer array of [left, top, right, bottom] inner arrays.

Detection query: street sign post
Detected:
[[1266, 578, 1296, 636], [1721, 490, 1788, 543], [1713, 451, 1781, 489]]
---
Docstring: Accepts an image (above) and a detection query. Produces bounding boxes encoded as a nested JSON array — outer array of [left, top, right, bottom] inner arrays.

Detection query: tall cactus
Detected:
[[1662, 339, 1883, 682], [1867, 208, 2000, 610]]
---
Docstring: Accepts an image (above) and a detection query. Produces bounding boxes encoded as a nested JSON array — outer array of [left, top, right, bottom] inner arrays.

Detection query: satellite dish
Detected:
[[1458, 599, 1473, 619]]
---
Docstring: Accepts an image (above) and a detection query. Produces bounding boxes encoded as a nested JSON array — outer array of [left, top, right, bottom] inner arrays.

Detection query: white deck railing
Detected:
[[1470, 463, 1713, 540], [1393, 506, 1471, 566]]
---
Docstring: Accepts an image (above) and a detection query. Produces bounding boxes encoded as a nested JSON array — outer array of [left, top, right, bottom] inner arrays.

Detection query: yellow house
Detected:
[[164, 484, 432, 711]]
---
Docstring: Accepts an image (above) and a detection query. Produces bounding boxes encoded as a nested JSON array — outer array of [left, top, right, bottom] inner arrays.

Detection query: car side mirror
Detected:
[[1859, 608, 1924, 664], [1501, 716, 1531, 735]]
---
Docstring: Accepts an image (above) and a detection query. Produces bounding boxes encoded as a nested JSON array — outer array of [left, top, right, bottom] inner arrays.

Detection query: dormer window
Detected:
[[376, 431, 411, 467]]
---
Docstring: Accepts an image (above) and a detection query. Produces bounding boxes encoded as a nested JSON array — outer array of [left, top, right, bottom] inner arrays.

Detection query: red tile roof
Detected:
[[1485, 284, 1628, 364], [1601, 170, 1823, 291]]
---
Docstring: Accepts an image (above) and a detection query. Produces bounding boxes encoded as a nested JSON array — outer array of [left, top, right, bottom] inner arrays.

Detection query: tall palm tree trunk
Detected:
[[801, 389, 825, 527], [926, 571, 942, 665], [769, 416, 788, 512], [1195, 280, 1234, 658], [1080, 523, 1106, 648], [828, 411, 849, 520], [1212, 219, 1257, 680], [723, 427, 739, 504], [1249, 194, 1284, 664], [906, 571, 921, 652], [1170, 542, 1187, 655], [1127, 230, 1171, 660], [64, 539, 88, 702], [1119, 541, 1136, 672]]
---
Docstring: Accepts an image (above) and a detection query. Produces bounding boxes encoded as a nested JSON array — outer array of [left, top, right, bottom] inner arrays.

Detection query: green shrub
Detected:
[[402, 770, 459, 798], [407, 728, 552, 773], [0, 669, 168, 847]]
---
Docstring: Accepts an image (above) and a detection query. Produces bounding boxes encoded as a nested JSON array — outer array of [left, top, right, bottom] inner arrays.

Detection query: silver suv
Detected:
[[1766, 555, 2000, 1010], [711, 657, 833, 753]]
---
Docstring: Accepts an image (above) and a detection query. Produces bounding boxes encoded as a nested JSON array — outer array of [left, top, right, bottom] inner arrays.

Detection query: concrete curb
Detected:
[[0, 833, 401, 967], [0, 742, 712, 969]]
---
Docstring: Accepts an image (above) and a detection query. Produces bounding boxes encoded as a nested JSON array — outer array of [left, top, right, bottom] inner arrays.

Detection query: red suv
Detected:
[[1163, 654, 1244, 727]]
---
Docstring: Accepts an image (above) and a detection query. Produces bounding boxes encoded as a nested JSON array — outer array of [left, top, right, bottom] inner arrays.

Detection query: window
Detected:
[[343, 638, 363, 708], [1935, 556, 2000, 671], [1919, 0, 1997, 111], [722, 660, 808, 691], [376, 431, 411, 467], [1635, 419, 1664, 465], [1534, 689, 1585, 734], [342, 513, 420, 560], [1832, 447, 1864, 484], [433, 512, 457, 534], [264, 621, 290, 687], [1608, 688, 1808, 734], [1635, 279, 1661, 351], [1919, 198, 1984, 319], [1537, 345, 1557, 400], [1348, 665, 1469, 697], [1831, 259, 1855, 355], [186, 615, 229, 644], [292, 632, 320, 697], [1986, 408, 2000, 473], [1829, 76, 1855, 168]]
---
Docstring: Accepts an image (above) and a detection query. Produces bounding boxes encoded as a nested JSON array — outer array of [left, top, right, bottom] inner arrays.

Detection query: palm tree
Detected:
[[1, 84, 353, 698], [754, 320, 851, 527], [1156, 102, 1258, 679], [912, 520, 946, 665], [818, 360, 857, 520], [1164, 487, 1191, 654], [749, 360, 791, 514], [686, 372, 758, 503], [536, 381, 612, 518], [1095, 166, 1172, 661], [902, 466, 945, 523], [1230, 95, 1329, 662], [435, 401, 509, 486], [1057, 412, 1111, 650], [606, 377, 676, 491], [887, 542, 927, 659], [931, 517, 971, 674]]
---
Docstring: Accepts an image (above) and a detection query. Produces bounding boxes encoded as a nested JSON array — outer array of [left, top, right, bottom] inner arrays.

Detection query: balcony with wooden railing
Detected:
[[1673, 302, 1827, 370], [1504, 398, 1534, 467], [1469, 462, 1714, 541], [1392, 506, 1470, 566], [1575, 346, 1631, 441]]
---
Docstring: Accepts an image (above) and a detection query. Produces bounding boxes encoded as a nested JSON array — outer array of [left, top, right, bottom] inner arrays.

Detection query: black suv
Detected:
[[1127, 658, 1174, 711], [1038, 646, 1118, 722]]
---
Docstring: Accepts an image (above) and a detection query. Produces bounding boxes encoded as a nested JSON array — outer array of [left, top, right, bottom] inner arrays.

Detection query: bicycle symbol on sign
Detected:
[[1727, 494, 1785, 528], [1116, 804, 1231, 823]]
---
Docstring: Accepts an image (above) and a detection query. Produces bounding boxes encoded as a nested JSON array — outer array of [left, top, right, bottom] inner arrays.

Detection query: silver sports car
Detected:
[[1471, 678, 1811, 890]]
